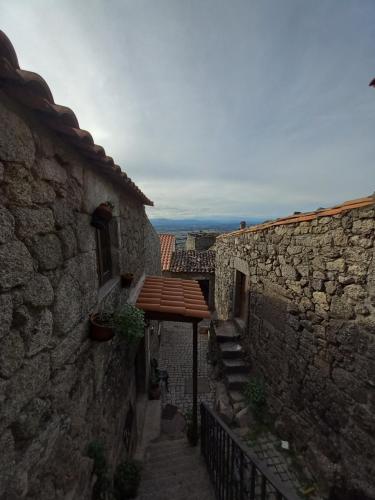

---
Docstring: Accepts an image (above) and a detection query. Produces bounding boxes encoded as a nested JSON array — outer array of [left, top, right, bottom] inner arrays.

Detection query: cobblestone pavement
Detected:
[[234, 429, 322, 500], [158, 320, 215, 416]]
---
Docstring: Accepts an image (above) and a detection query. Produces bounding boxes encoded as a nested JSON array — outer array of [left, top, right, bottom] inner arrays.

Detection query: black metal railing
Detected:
[[200, 402, 300, 500]]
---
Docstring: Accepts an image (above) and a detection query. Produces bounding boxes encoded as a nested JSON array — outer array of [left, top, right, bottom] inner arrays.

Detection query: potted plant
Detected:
[[121, 273, 134, 288], [89, 304, 145, 343], [91, 201, 114, 228], [113, 460, 142, 499], [113, 304, 145, 344], [87, 440, 110, 500], [89, 311, 114, 341]]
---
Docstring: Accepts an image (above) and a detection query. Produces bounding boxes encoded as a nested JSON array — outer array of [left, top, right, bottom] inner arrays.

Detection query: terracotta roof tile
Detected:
[[159, 234, 176, 271], [136, 276, 210, 319], [218, 195, 375, 240], [0, 30, 153, 206], [170, 250, 215, 273]]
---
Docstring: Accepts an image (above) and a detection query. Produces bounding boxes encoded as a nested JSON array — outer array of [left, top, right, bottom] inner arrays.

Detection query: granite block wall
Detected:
[[0, 93, 161, 499], [215, 206, 375, 499]]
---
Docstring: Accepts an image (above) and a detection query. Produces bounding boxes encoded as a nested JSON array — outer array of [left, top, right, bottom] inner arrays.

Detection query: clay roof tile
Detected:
[[136, 276, 210, 320], [218, 195, 375, 240], [159, 234, 176, 271]]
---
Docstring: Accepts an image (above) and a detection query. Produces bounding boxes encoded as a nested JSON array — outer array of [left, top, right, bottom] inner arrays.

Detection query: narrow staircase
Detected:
[[137, 436, 216, 500], [215, 321, 250, 402]]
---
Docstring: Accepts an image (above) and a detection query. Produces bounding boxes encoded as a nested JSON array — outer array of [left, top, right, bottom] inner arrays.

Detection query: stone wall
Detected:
[[185, 232, 219, 251], [0, 92, 161, 499], [215, 206, 375, 499]]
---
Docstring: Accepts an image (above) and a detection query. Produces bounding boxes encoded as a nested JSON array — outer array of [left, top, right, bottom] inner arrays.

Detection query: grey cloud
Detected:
[[2, 0, 375, 218]]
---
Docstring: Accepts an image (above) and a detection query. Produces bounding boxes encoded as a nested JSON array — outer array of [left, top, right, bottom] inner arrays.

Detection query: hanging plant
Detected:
[[113, 304, 145, 344]]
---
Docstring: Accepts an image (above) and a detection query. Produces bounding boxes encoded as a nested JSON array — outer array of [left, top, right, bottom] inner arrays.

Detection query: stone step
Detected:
[[215, 322, 240, 343], [147, 437, 187, 452], [139, 469, 210, 495], [218, 342, 243, 359], [222, 358, 249, 374], [228, 390, 246, 403], [146, 446, 197, 464], [138, 483, 215, 500], [226, 373, 250, 390], [142, 457, 205, 480]]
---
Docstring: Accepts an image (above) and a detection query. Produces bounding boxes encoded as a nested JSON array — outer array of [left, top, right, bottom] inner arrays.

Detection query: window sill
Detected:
[[97, 277, 121, 303]]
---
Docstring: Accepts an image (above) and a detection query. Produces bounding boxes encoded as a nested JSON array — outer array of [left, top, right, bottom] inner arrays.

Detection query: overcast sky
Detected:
[[2, 1, 375, 218]]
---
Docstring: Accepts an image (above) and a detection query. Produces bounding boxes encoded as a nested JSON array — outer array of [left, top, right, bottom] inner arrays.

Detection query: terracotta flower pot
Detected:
[[89, 314, 114, 341], [121, 273, 134, 288], [95, 203, 113, 221]]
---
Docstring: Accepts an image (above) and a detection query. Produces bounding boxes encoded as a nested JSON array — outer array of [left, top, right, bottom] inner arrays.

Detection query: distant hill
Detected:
[[150, 217, 267, 248]]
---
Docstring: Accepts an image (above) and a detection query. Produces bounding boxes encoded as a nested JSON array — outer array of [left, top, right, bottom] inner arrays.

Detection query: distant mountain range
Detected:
[[150, 217, 266, 232], [150, 217, 267, 248]]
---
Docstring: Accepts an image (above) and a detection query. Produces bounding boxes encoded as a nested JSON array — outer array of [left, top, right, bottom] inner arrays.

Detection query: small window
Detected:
[[96, 224, 112, 286]]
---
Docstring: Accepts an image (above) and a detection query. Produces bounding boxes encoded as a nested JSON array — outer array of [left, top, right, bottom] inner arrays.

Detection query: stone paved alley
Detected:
[[158, 320, 215, 416]]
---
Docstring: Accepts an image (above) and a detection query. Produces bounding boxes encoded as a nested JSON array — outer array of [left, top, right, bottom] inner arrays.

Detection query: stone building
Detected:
[[167, 250, 216, 310], [0, 31, 161, 499], [186, 231, 219, 251], [215, 195, 375, 499], [160, 235, 215, 309]]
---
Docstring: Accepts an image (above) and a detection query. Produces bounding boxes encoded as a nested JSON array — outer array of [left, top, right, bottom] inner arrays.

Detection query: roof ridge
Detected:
[[218, 195, 375, 239]]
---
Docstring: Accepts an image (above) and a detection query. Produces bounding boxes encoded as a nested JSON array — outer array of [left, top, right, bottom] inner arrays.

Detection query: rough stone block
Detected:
[[3, 162, 33, 206], [51, 322, 88, 370], [0, 208, 15, 244], [53, 273, 82, 335], [31, 233, 63, 271], [12, 207, 55, 240], [312, 291, 329, 311], [23, 273, 54, 307], [12, 397, 51, 441], [27, 309, 54, 357], [4, 353, 51, 419], [0, 100, 35, 168], [0, 294, 13, 340], [0, 330, 25, 378], [31, 179, 56, 205], [58, 225, 78, 259], [326, 258, 346, 273], [52, 198, 75, 228], [39, 157, 67, 184], [0, 240, 34, 290], [0, 429, 16, 496], [330, 296, 354, 319], [75, 213, 96, 252], [343, 284, 366, 301]]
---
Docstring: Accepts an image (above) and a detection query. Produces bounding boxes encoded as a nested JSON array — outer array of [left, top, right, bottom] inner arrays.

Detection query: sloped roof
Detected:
[[159, 234, 176, 271], [0, 30, 152, 206], [136, 276, 210, 319], [218, 195, 375, 240], [170, 250, 215, 274]]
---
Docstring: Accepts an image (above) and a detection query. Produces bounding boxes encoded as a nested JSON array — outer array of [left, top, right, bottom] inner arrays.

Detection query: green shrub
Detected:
[[113, 460, 142, 499], [185, 409, 199, 446], [87, 441, 110, 500], [113, 305, 145, 343], [244, 377, 266, 422]]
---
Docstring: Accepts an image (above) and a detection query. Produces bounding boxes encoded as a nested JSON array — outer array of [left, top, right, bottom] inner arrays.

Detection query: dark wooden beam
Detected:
[[144, 312, 204, 324], [192, 320, 199, 445]]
